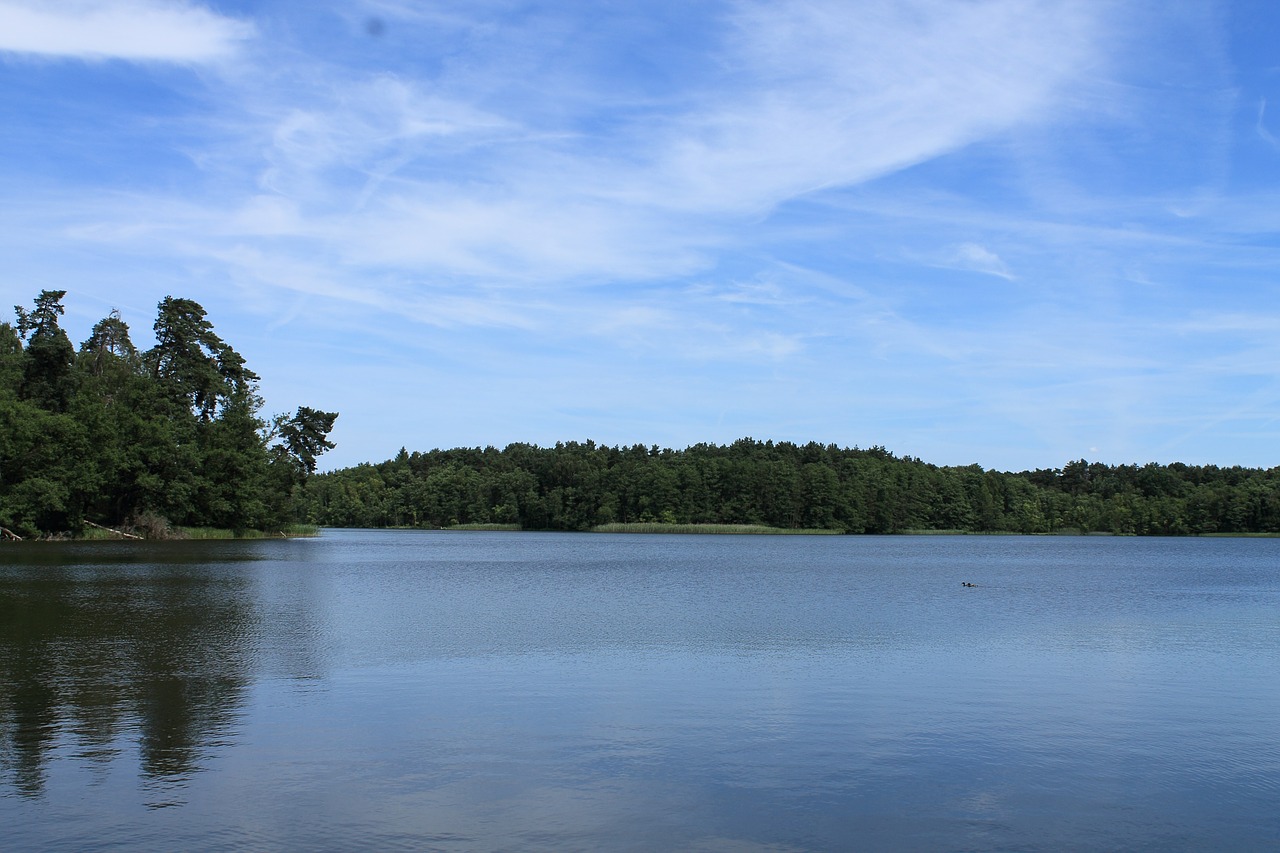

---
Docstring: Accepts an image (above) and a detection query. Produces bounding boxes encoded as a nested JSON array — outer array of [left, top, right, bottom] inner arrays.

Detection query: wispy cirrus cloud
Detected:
[[0, 0, 253, 63], [637, 0, 1105, 216], [942, 243, 1015, 280], [8, 0, 1275, 470], [1256, 98, 1280, 149], [130, 0, 1112, 295]]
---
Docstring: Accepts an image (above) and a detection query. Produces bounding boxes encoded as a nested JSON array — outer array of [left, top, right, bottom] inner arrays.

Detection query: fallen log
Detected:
[[0, 526, 22, 541], [85, 520, 144, 540]]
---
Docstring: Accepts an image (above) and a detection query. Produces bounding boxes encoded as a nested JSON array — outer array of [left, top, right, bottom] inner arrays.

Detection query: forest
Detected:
[[300, 440, 1280, 535], [6, 289, 1278, 539], [0, 291, 336, 538]]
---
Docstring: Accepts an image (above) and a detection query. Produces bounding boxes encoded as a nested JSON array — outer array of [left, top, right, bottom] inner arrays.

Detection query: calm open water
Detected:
[[2, 530, 1278, 851]]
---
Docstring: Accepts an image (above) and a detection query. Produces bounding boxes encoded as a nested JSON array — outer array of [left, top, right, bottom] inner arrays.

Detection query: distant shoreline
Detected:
[[13, 524, 1280, 542], [427, 524, 1280, 538], [2, 524, 321, 543]]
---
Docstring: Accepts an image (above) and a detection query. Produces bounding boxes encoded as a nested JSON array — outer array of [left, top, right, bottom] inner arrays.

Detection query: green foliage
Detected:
[[302, 440, 1280, 536], [14, 290, 76, 412], [146, 296, 258, 421], [0, 293, 337, 538], [274, 406, 339, 475]]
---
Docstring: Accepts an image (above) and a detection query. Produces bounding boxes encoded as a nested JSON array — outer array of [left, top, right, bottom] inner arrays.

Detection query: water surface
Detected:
[[3, 531, 1278, 850]]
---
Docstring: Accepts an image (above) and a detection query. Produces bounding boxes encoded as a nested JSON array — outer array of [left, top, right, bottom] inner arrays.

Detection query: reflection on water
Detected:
[[2, 532, 1279, 851], [0, 543, 258, 802]]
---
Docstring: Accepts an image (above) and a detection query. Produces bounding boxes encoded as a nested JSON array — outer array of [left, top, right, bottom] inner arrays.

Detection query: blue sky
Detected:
[[3, 0, 1279, 472]]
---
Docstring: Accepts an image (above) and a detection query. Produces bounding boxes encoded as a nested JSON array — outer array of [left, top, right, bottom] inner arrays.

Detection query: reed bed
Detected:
[[591, 523, 843, 535], [175, 524, 320, 540]]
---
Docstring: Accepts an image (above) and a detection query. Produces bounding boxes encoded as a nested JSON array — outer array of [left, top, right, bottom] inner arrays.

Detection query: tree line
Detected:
[[299, 439, 1280, 535], [6, 289, 1275, 538], [0, 291, 337, 537]]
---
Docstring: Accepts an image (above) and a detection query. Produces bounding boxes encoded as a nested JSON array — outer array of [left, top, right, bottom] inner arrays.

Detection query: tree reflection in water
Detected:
[[0, 544, 257, 800]]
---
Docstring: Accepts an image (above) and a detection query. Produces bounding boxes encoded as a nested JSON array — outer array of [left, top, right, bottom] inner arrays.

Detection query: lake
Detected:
[[2, 530, 1278, 851]]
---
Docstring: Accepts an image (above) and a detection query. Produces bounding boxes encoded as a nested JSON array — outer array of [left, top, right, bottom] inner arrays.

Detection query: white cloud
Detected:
[[0, 0, 252, 63], [1256, 98, 1280, 149], [690, 280, 796, 306], [175, 0, 1112, 291], [17, 0, 1267, 471], [259, 77, 515, 191], [738, 332, 803, 360], [945, 243, 1015, 280], [227, 195, 305, 238], [630, 0, 1107, 216]]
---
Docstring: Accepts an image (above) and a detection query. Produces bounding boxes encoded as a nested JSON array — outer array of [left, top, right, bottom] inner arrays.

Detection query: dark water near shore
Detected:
[[2, 530, 1278, 851]]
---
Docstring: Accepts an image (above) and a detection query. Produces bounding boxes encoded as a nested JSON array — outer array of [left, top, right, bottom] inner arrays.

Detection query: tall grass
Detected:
[[181, 524, 320, 539], [181, 527, 266, 540], [590, 523, 844, 535], [1200, 531, 1280, 538], [143, 523, 322, 540], [897, 528, 1026, 536]]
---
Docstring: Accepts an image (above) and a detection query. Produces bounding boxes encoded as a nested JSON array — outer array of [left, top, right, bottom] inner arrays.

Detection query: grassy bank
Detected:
[[899, 528, 1029, 536], [444, 523, 522, 531], [181, 524, 320, 539], [76, 523, 320, 541], [591, 523, 844, 535]]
